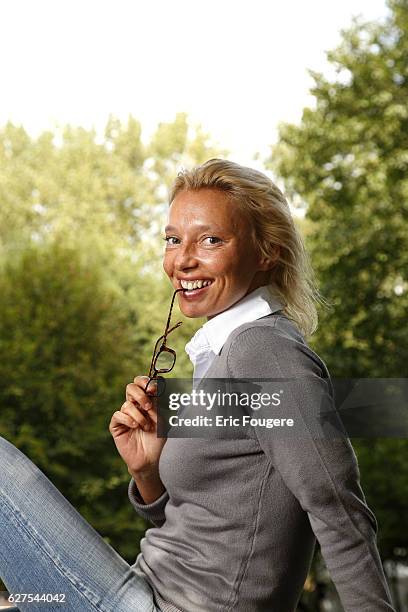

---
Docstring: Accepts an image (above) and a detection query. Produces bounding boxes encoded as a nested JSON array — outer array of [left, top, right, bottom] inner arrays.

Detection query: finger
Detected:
[[109, 411, 138, 433], [146, 405, 158, 425], [133, 375, 151, 389], [134, 375, 150, 383], [134, 376, 158, 399], [126, 382, 152, 412], [121, 401, 152, 432], [145, 379, 158, 396]]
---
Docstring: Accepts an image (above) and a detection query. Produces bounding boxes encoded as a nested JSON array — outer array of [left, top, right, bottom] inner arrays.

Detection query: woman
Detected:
[[0, 159, 395, 612], [118, 159, 395, 612]]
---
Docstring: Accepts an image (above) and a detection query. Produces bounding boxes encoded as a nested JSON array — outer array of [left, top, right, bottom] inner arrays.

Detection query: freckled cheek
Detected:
[[208, 249, 238, 274], [213, 258, 241, 279]]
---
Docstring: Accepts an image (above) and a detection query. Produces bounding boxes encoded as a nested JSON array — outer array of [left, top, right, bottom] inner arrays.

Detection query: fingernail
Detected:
[[146, 402, 152, 410]]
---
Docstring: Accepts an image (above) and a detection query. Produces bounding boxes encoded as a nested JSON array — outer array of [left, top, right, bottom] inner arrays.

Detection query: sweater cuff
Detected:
[[128, 477, 169, 527]]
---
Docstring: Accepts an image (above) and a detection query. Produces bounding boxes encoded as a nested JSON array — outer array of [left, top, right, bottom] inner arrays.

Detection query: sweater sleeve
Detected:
[[226, 325, 396, 612], [128, 477, 169, 528]]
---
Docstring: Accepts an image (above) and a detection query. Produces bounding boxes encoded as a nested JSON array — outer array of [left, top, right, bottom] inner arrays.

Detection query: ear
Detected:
[[258, 246, 280, 271]]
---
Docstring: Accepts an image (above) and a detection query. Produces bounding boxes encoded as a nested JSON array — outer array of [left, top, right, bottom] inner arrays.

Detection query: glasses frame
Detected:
[[144, 288, 185, 396]]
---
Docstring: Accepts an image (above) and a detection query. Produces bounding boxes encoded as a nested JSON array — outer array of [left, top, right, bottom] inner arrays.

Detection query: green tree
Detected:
[[267, 1, 407, 377], [266, 0, 408, 607], [0, 112, 220, 575], [0, 112, 224, 271], [0, 242, 145, 555]]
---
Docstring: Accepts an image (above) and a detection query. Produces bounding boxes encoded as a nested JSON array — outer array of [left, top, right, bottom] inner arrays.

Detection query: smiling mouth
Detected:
[[179, 280, 213, 291], [179, 280, 213, 297]]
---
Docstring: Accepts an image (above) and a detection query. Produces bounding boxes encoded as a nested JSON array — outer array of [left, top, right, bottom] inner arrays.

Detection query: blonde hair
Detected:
[[168, 158, 330, 339]]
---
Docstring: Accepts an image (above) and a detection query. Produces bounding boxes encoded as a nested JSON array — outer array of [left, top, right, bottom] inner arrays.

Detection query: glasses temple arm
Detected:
[[163, 289, 184, 339]]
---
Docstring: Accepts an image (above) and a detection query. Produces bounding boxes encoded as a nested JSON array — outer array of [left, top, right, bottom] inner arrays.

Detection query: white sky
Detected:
[[0, 0, 390, 166]]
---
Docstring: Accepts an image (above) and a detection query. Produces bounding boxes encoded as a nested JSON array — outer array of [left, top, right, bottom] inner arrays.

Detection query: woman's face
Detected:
[[163, 188, 271, 320]]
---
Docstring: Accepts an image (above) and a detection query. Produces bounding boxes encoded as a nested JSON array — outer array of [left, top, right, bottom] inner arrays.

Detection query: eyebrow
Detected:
[[164, 224, 223, 233]]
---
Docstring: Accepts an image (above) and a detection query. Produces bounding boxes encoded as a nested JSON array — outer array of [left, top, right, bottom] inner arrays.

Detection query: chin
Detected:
[[180, 305, 208, 319]]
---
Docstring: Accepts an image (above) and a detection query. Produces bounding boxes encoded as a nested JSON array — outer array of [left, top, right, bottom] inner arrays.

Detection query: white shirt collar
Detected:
[[185, 285, 284, 368]]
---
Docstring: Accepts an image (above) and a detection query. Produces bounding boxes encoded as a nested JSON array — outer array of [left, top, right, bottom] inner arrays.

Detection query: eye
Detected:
[[163, 236, 180, 246], [203, 236, 222, 245]]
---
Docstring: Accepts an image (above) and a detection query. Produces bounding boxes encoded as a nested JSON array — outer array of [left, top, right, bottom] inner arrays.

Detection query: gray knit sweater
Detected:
[[128, 313, 395, 612]]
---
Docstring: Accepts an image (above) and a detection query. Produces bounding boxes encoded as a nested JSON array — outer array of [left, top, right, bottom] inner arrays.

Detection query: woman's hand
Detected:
[[109, 376, 166, 476]]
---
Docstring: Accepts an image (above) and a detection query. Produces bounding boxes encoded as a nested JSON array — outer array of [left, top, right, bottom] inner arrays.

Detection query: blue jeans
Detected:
[[0, 436, 162, 612]]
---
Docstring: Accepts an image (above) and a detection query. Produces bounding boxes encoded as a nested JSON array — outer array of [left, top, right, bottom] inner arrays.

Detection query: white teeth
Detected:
[[180, 279, 212, 290]]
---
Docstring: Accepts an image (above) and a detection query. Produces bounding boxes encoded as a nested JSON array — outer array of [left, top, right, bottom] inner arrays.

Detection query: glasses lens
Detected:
[[154, 350, 175, 373], [146, 376, 166, 397]]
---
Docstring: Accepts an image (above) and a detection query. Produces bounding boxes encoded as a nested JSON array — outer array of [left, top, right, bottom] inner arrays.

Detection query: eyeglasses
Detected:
[[144, 288, 185, 397]]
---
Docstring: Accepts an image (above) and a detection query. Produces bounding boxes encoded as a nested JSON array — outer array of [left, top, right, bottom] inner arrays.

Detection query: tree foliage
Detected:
[[0, 112, 224, 267], [0, 241, 142, 555], [266, 0, 408, 572], [0, 113, 219, 565]]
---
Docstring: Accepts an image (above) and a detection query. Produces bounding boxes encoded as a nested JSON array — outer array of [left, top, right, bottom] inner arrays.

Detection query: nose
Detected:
[[173, 241, 200, 272]]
